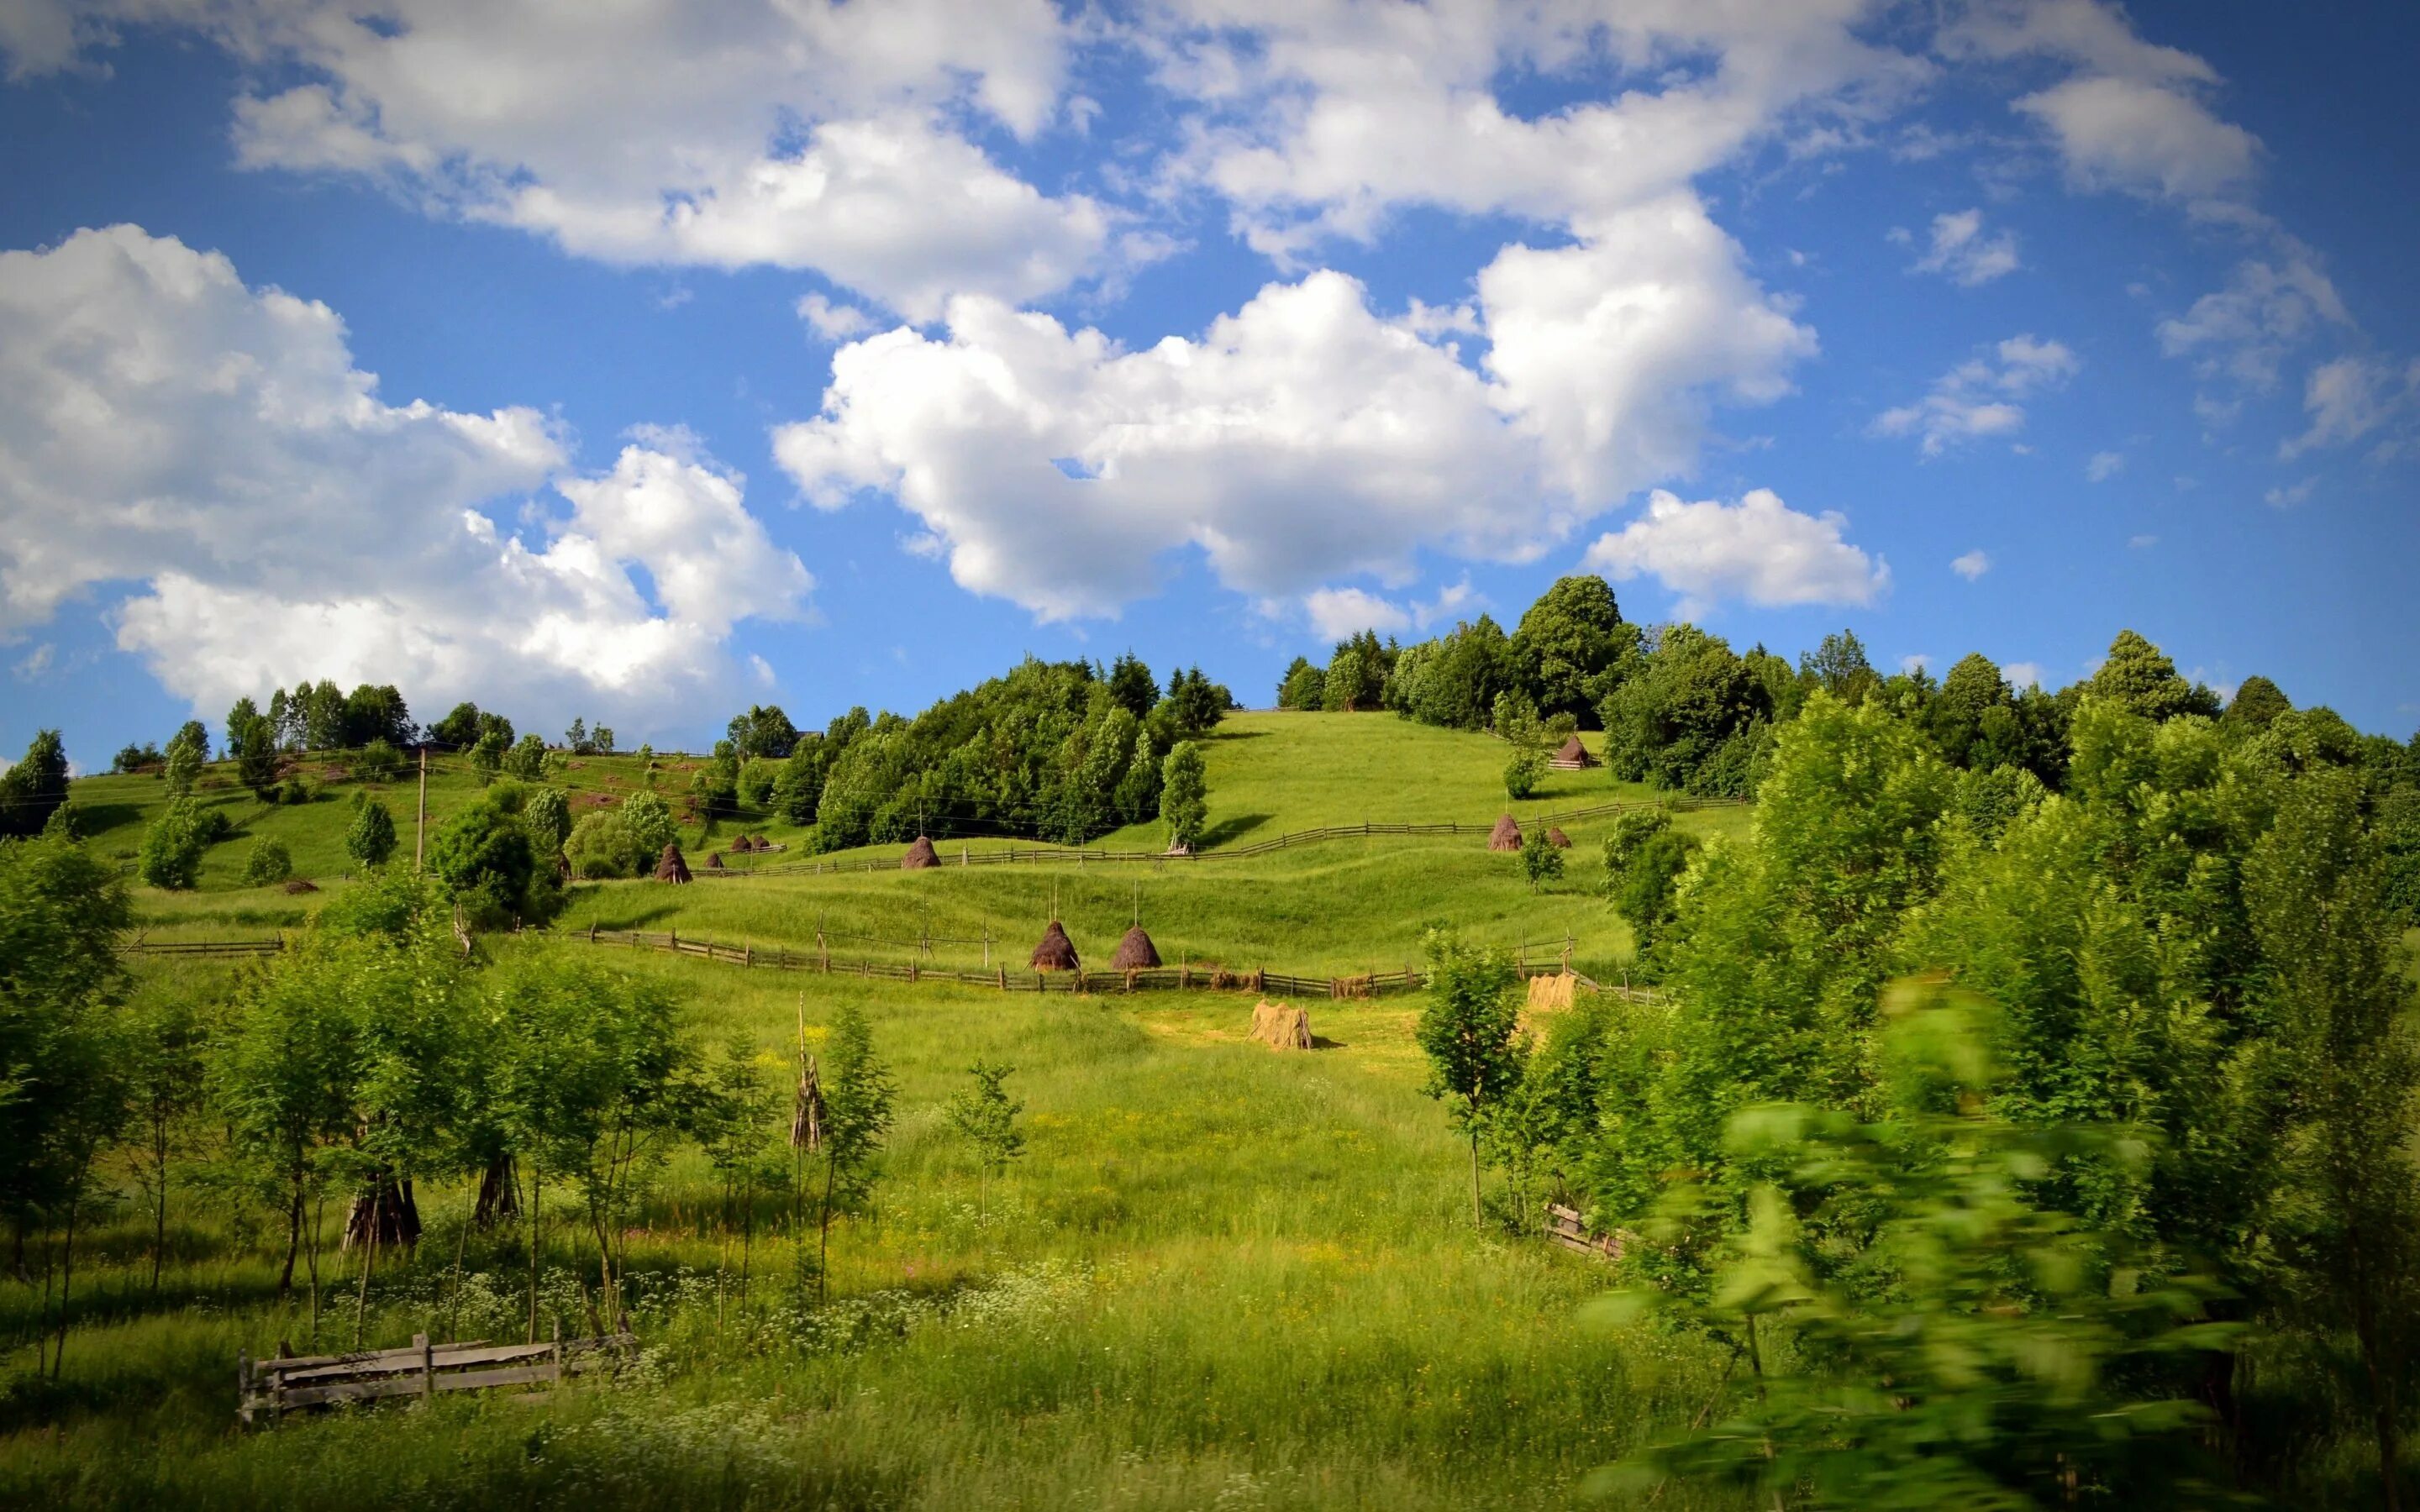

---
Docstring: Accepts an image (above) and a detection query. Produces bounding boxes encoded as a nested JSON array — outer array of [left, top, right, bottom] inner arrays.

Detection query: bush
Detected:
[[1519, 827, 1564, 890], [523, 785, 571, 855], [139, 800, 207, 889], [737, 757, 780, 810], [345, 795, 398, 869], [1502, 748, 1546, 800], [355, 737, 406, 782], [193, 806, 234, 845], [565, 811, 643, 879], [239, 837, 293, 887]]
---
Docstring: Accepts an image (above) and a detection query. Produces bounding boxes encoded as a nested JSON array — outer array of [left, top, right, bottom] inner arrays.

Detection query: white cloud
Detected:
[[13, 642, 54, 680], [1911, 209, 2019, 286], [1302, 586, 1411, 641], [1900, 653, 1931, 674], [2002, 659, 2046, 690], [776, 218, 1813, 621], [2086, 450, 2124, 481], [1874, 335, 2080, 456], [1951, 549, 1991, 580], [2129, 533, 2158, 549], [0, 224, 809, 731], [1580, 488, 1887, 617], [797, 293, 876, 341], [27, 0, 1110, 318], [2157, 251, 2349, 391], [2264, 478, 2315, 509], [2282, 356, 2417, 459]]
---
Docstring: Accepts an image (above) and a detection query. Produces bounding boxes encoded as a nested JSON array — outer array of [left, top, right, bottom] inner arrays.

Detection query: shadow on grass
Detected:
[[1199, 813, 1271, 848]]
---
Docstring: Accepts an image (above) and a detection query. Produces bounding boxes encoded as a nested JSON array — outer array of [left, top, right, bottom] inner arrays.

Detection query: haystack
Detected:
[[901, 835, 940, 870], [1552, 735, 1599, 769], [1546, 827, 1573, 848], [1030, 920, 1080, 971], [1487, 813, 1523, 852], [705, 852, 726, 870], [1524, 971, 1581, 1013], [732, 834, 757, 853], [1249, 1000, 1313, 1050], [283, 878, 319, 895], [1112, 923, 1161, 969], [654, 843, 692, 884]]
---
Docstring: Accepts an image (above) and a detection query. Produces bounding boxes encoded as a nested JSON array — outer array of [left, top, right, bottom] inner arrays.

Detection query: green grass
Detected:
[[0, 947, 1739, 1510]]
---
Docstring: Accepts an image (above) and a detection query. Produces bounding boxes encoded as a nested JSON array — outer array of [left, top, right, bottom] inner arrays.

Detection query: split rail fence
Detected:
[[122, 937, 287, 958], [1545, 1204, 1628, 1262], [697, 797, 1745, 879], [579, 923, 1626, 1002], [239, 1327, 634, 1423]]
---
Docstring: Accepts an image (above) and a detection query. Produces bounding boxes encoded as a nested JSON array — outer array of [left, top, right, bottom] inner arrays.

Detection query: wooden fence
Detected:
[[121, 937, 287, 958], [580, 924, 1605, 1000], [1545, 1204, 1628, 1262], [701, 797, 1746, 879], [239, 1328, 634, 1423]]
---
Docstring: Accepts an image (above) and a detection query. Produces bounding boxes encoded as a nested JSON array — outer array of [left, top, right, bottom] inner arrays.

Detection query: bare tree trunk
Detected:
[[818, 1153, 839, 1303], [277, 1185, 303, 1295], [475, 1152, 519, 1227], [51, 1192, 79, 1379], [150, 1114, 171, 1293], [525, 1160, 541, 1345], [1469, 1131, 1482, 1230]]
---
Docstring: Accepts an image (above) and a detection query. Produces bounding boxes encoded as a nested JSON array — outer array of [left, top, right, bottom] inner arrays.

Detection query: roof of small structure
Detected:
[[1030, 920, 1080, 971], [1487, 813, 1523, 852], [1111, 924, 1161, 969], [901, 835, 940, 870]]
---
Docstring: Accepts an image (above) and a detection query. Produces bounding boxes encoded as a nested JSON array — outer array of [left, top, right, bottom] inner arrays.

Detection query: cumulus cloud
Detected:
[[2158, 251, 2350, 391], [1302, 586, 1411, 641], [1580, 488, 1887, 617], [776, 218, 1813, 621], [2264, 478, 2315, 509], [1874, 335, 2080, 456], [1911, 209, 2019, 286], [1951, 549, 1991, 580], [2086, 450, 2124, 481], [2002, 660, 2046, 690], [0, 224, 809, 729], [20, 0, 1109, 318], [2282, 355, 2417, 459]]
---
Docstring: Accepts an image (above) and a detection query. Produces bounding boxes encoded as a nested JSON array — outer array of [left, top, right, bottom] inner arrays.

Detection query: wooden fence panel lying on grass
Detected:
[[121, 937, 286, 958], [1545, 1204, 1627, 1262], [239, 1329, 634, 1423]]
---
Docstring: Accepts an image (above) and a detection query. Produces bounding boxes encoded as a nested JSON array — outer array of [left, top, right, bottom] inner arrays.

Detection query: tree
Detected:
[[502, 733, 550, 781], [1510, 575, 1631, 725], [345, 795, 398, 869], [426, 786, 557, 927], [224, 696, 260, 759], [240, 837, 293, 887], [1502, 748, 1546, 800], [1798, 627, 1881, 706], [429, 701, 485, 749], [1520, 826, 1564, 890], [944, 1060, 1025, 1218], [139, 799, 208, 890], [1600, 626, 1770, 796], [2088, 629, 2204, 721], [122, 990, 204, 1293], [1610, 985, 2234, 1509], [592, 724, 616, 755], [1607, 825, 1699, 966], [522, 785, 571, 857], [231, 712, 280, 797], [1322, 646, 1370, 711], [468, 727, 508, 785], [1277, 657, 1327, 711], [355, 737, 405, 783], [341, 684, 413, 748], [1160, 741, 1207, 852], [1107, 653, 1159, 721], [163, 730, 203, 798], [0, 729, 71, 838], [2223, 674, 2291, 732], [1415, 932, 1525, 1227], [565, 717, 591, 755], [813, 1000, 896, 1300], [1160, 666, 1230, 736], [727, 704, 799, 759], [2246, 768, 2420, 1504], [1402, 616, 1512, 730]]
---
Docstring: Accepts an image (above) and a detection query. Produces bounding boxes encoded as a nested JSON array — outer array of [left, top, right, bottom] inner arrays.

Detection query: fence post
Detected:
[[418, 1332, 434, 1405], [551, 1319, 564, 1392]]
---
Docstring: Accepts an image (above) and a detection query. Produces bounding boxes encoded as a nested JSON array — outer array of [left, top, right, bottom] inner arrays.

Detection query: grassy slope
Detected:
[[0, 947, 1735, 1511]]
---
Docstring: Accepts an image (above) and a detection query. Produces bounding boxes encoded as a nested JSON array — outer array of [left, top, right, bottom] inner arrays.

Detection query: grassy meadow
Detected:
[[0, 712, 1764, 1508]]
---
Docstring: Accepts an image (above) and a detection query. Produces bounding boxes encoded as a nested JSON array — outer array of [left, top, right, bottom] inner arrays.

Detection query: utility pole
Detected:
[[415, 745, 429, 871]]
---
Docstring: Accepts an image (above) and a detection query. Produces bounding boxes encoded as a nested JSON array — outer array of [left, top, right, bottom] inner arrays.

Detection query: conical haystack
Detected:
[[654, 842, 692, 884], [1030, 919, 1080, 971], [901, 835, 940, 870], [1546, 827, 1573, 848], [1552, 735, 1598, 769], [1487, 813, 1523, 852], [1249, 999, 1313, 1050], [1524, 971, 1581, 1013], [706, 852, 727, 870], [1112, 923, 1161, 969]]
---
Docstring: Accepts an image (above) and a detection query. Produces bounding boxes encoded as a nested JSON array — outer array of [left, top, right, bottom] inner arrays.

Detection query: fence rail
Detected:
[[1545, 1204, 1628, 1262], [701, 797, 1747, 879], [239, 1328, 633, 1423], [121, 937, 287, 958], [578, 924, 1617, 1000]]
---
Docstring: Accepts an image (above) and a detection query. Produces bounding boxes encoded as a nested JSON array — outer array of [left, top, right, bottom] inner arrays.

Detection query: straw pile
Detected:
[[1112, 924, 1161, 969], [1546, 827, 1573, 848], [1487, 813, 1523, 852], [705, 852, 726, 870], [901, 835, 940, 870], [1249, 1000, 1313, 1050], [653, 843, 692, 884], [1030, 920, 1080, 971], [1524, 971, 1581, 1013], [1552, 735, 1599, 769]]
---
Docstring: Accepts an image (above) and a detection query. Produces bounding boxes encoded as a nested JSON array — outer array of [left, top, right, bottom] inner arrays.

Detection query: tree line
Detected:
[[1416, 645, 2420, 1504]]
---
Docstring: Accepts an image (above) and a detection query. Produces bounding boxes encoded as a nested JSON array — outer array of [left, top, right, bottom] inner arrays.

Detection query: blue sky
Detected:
[[2, 0, 2414, 768]]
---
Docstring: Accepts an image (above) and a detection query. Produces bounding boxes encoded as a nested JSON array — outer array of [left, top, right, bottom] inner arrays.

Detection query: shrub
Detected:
[[192, 806, 234, 845], [1502, 748, 1546, 800], [355, 737, 406, 782], [345, 795, 398, 869], [565, 811, 643, 879], [1519, 827, 1564, 890], [239, 837, 293, 887], [139, 800, 207, 890]]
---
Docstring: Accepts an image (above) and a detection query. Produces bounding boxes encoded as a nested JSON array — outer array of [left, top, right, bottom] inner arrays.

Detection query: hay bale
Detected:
[[653, 843, 692, 884], [901, 835, 940, 870], [283, 878, 319, 895], [1546, 827, 1573, 848], [1249, 1000, 1313, 1050], [1030, 920, 1079, 971], [1487, 813, 1523, 852], [705, 853, 726, 870], [1552, 735, 1598, 769], [1524, 971, 1579, 1013], [1111, 924, 1160, 969]]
